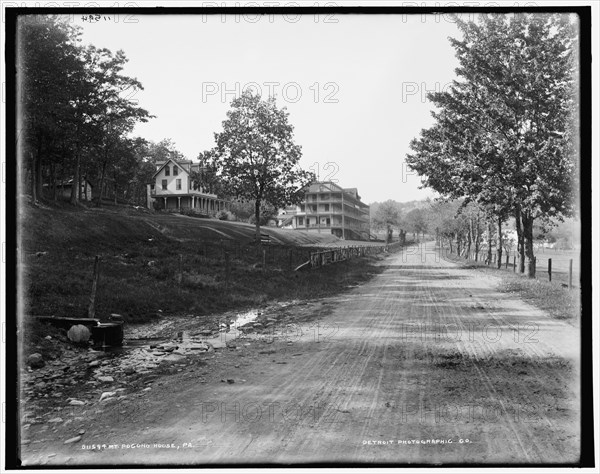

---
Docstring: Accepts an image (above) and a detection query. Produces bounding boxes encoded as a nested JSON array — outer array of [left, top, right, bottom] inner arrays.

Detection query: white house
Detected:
[[147, 158, 229, 214]]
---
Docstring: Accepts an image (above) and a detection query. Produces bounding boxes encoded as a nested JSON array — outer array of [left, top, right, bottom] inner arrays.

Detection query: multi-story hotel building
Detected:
[[279, 181, 371, 241]]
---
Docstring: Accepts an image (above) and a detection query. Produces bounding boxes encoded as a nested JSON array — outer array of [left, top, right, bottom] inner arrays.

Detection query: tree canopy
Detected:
[[405, 13, 578, 277], [17, 15, 153, 206], [208, 91, 314, 240]]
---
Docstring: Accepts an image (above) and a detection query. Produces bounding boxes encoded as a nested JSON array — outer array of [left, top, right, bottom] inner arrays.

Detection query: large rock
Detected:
[[67, 325, 91, 344], [27, 353, 44, 369]]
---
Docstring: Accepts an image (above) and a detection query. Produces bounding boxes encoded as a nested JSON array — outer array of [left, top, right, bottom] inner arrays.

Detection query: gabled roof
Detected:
[[152, 158, 190, 179]]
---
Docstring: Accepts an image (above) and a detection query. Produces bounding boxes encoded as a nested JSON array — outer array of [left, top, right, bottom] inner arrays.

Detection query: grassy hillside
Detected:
[[19, 202, 383, 324]]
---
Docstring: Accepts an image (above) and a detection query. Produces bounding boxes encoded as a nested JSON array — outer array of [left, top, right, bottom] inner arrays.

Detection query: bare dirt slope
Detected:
[[22, 241, 580, 466]]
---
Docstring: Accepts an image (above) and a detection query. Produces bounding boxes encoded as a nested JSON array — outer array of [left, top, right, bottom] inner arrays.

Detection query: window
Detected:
[[173, 166, 178, 176], [176, 179, 182, 190], [312, 205, 317, 212], [162, 179, 167, 190], [324, 204, 329, 211], [165, 165, 170, 176], [326, 218, 331, 226], [298, 217, 304, 226]]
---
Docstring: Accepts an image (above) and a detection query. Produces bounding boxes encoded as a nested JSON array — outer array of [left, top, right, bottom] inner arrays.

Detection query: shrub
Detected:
[[216, 210, 234, 221]]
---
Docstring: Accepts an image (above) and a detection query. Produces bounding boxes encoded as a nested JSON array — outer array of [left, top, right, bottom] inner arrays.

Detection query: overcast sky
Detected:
[[75, 12, 463, 204]]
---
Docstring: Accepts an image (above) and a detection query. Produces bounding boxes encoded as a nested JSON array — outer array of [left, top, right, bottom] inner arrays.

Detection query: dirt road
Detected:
[[21, 241, 580, 466]]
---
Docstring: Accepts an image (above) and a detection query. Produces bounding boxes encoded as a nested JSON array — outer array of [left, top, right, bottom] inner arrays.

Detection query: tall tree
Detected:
[[210, 91, 314, 241], [85, 46, 152, 206], [372, 200, 402, 243], [406, 13, 578, 277], [17, 15, 84, 202]]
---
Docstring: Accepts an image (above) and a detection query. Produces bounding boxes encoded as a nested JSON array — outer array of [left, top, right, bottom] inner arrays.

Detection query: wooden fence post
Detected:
[[224, 251, 230, 289], [262, 248, 266, 272], [548, 258, 552, 282], [513, 256, 516, 272], [569, 259, 573, 289], [88, 256, 100, 319]]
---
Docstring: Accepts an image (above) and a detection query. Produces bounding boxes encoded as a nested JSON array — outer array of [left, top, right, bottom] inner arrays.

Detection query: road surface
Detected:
[[22, 241, 580, 466]]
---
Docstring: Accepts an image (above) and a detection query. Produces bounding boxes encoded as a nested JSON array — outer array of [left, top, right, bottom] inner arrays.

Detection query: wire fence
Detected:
[[441, 246, 579, 289]]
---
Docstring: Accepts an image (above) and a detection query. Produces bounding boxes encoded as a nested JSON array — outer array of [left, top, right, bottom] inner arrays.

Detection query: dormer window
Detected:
[[173, 166, 178, 176], [165, 165, 170, 176]]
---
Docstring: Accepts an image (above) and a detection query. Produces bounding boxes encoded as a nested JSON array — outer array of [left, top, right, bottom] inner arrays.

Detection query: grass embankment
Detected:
[[20, 202, 386, 326], [440, 249, 580, 323]]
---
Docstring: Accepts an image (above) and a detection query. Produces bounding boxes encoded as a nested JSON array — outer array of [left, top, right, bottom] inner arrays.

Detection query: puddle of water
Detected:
[[230, 310, 260, 329], [91, 302, 298, 373]]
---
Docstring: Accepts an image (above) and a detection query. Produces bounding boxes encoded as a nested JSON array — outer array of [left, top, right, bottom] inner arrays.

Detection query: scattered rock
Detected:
[[189, 343, 209, 351], [64, 435, 82, 444], [124, 367, 136, 375], [48, 417, 63, 423], [78, 429, 86, 435], [207, 340, 225, 349], [99, 391, 116, 402], [45, 335, 53, 340], [68, 400, 85, 406], [27, 353, 45, 369], [68, 325, 91, 343], [97, 376, 114, 383], [227, 379, 235, 384], [88, 360, 101, 368]]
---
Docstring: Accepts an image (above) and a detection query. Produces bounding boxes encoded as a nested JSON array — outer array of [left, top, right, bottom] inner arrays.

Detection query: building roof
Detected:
[[152, 158, 191, 179], [305, 181, 367, 207]]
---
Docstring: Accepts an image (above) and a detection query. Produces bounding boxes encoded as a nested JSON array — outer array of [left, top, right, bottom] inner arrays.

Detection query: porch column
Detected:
[[163, 197, 167, 209], [192, 196, 195, 208], [177, 197, 181, 209]]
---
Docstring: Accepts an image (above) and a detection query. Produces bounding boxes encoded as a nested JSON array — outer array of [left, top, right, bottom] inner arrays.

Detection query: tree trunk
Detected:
[[474, 216, 480, 261], [515, 207, 525, 273], [51, 163, 57, 201], [254, 199, 261, 242], [97, 160, 107, 207], [486, 220, 493, 264], [70, 148, 80, 205], [496, 217, 503, 269], [466, 221, 472, 259], [522, 212, 536, 278]]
